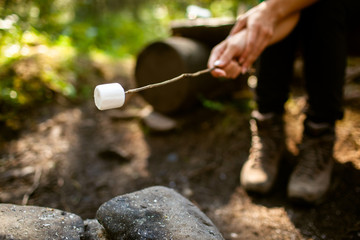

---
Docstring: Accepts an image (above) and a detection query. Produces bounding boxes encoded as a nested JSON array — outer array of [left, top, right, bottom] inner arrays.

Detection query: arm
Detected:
[[233, 0, 318, 70], [268, 12, 300, 44], [265, 0, 318, 22], [231, 0, 317, 35], [209, 12, 300, 78]]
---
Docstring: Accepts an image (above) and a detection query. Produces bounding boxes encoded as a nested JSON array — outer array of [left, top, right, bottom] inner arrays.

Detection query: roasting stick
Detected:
[[94, 67, 216, 110], [124, 67, 216, 94], [94, 66, 255, 110]]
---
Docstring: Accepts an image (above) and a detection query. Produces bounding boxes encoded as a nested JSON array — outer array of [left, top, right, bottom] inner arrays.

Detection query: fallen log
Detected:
[[135, 36, 246, 114], [170, 17, 234, 48]]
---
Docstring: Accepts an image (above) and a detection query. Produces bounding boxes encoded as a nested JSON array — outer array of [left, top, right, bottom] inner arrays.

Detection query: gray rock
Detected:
[[83, 219, 108, 240], [96, 186, 224, 240], [0, 204, 84, 240]]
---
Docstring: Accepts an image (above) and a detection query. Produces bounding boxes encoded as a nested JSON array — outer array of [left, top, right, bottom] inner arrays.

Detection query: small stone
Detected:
[[83, 219, 107, 240], [141, 110, 177, 132], [96, 186, 224, 240], [0, 204, 84, 239], [166, 153, 179, 163]]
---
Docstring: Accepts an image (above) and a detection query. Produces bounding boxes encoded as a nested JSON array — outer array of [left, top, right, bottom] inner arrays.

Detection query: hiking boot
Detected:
[[287, 120, 335, 203], [240, 111, 285, 193]]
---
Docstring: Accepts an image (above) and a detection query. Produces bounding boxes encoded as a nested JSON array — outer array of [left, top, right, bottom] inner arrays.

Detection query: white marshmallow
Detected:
[[94, 83, 125, 110]]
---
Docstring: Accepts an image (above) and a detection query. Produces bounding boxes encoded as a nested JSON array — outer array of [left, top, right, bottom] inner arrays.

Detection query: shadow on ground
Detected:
[[0, 94, 359, 240]]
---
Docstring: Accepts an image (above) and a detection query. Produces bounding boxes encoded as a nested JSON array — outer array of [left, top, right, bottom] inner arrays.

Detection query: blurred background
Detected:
[[0, 0, 257, 136]]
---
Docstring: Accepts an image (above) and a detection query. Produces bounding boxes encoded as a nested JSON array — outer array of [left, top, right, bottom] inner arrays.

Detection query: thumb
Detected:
[[214, 43, 237, 68]]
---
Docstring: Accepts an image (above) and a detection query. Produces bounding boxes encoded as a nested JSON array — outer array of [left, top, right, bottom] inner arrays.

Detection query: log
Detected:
[[135, 36, 245, 114], [170, 18, 235, 48]]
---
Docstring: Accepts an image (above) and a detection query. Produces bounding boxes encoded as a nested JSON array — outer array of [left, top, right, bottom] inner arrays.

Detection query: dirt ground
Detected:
[[0, 63, 359, 240]]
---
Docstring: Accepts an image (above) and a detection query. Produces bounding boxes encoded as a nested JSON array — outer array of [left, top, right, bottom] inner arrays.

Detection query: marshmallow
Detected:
[[94, 83, 125, 110]]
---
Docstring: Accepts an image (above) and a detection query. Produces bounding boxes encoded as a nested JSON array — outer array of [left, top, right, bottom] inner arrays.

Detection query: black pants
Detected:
[[255, 0, 360, 124]]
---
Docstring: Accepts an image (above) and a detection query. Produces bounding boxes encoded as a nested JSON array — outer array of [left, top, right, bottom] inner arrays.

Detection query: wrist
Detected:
[[265, 0, 319, 20], [262, 0, 286, 22]]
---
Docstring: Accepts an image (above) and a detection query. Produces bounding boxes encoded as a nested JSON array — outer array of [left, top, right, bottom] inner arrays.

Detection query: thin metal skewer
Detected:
[[125, 67, 216, 94]]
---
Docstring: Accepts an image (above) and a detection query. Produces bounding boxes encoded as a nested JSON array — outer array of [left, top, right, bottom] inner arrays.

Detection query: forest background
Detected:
[[0, 0, 256, 137]]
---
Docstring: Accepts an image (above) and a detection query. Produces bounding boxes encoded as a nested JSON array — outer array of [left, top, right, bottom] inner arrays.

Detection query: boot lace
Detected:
[[249, 119, 284, 169]]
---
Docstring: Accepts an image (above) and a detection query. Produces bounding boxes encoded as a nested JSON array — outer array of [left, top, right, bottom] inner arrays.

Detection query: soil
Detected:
[[0, 65, 359, 240]]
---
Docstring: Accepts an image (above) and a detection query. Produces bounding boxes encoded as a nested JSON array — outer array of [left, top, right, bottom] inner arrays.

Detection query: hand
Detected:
[[231, 2, 277, 70], [208, 31, 247, 79]]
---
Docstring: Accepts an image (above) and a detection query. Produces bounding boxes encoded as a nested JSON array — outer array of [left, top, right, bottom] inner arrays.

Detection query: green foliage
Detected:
[[200, 97, 226, 112], [0, 0, 256, 131]]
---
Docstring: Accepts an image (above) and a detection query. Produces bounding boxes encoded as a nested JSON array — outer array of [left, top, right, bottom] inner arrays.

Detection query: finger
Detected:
[[222, 60, 242, 79], [230, 16, 246, 35], [242, 44, 264, 72], [208, 41, 227, 68], [238, 26, 259, 64], [215, 38, 243, 68], [208, 44, 224, 67], [242, 34, 270, 72], [211, 68, 227, 78]]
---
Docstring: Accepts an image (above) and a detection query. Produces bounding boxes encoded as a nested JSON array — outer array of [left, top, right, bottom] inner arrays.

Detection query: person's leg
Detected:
[[255, 27, 299, 115], [287, 0, 350, 203], [240, 27, 299, 193], [302, 1, 347, 124]]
